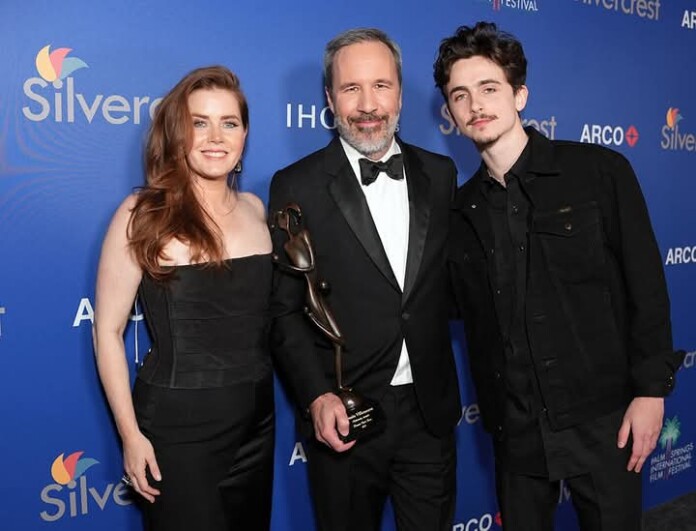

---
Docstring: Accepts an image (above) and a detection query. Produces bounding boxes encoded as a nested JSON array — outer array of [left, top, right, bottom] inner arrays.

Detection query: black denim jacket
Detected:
[[450, 128, 684, 434]]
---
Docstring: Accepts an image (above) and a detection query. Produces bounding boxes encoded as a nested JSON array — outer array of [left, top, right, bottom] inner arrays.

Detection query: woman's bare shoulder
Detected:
[[238, 191, 266, 220]]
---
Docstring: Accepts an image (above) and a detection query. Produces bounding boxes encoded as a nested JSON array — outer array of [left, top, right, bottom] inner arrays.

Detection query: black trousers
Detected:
[[133, 376, 275, 531], [495, 444, 642, 531], [306, 384, 456, 531]]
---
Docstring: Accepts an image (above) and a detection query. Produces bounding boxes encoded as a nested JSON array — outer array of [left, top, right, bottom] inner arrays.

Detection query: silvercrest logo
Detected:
[[39, 451, 132, 522], [574, 0, 660, 21], [22, 44, 162, 125], [438, 104, 557, 140]]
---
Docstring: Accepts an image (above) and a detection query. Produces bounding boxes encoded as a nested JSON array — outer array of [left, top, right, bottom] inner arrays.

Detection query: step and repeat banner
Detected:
[[1, 1, 694, 529]]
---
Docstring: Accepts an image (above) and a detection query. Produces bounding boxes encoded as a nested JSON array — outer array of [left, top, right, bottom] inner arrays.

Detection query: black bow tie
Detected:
[[358, 154, 404, 186]]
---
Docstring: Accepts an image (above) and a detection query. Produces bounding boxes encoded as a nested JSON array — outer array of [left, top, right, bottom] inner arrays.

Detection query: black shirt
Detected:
[[480, 136, 622, 480]]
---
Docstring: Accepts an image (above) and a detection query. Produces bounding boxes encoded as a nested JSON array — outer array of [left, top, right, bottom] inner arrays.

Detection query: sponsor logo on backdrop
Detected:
[[73, 297, 143, 327], [285, 102, 402, 133], [452, 512, 502, 530], [574, 0, 660, 21], [683, 350, 695, 369], [649, 416, 693, 482], [286, 103, 335, 129], [681, 10, 696, 29], [522, 115, 557, 139], [580, 123, 639, 147], [0, 304, 5, 337], [73, 297, 95, 327], [459, 403, 482, 425], [74, 297, 145, 362], [439, 107, 557, 140], [22, 44, 162, 125], [665, 245, 696, 265], [661, 108, 696, 152], [40, 451, 132, 522], [289, 442, 308, 466], [473, 0, 539, 13], [35, 45, 88, 81]]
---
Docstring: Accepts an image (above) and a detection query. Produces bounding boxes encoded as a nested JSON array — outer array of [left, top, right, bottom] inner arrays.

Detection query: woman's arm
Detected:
[[93, 194, 161, 502]]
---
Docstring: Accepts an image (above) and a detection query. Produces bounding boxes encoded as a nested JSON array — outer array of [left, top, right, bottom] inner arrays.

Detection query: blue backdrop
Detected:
[[1, 1, 694, 529]]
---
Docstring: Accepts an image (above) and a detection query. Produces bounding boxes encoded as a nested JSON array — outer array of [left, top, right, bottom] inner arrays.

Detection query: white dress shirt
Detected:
[[340, 137, 413, 385]]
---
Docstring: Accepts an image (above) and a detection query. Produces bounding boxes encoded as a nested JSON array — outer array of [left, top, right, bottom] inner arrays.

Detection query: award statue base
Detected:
[[337, 388, 386, 443]]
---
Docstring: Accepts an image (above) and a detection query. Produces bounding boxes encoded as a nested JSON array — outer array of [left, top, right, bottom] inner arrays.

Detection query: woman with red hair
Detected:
[[94, 66, 273, 530]]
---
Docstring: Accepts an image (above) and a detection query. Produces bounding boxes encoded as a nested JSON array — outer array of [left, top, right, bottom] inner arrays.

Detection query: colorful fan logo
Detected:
[[666, 107, 683, 130], [50, 451, 99, 485], [35, 45, 88, 83]]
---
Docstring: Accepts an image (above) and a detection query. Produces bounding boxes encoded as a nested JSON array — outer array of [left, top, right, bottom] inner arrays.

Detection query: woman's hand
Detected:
[[123, 431, 162, 503]]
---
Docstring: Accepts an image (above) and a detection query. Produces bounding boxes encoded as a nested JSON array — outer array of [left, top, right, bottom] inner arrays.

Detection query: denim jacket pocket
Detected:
[[532, 201, 606, 284]]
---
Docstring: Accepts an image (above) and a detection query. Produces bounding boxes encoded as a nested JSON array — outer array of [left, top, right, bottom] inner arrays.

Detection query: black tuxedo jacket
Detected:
[[269, 137, 461, 437]]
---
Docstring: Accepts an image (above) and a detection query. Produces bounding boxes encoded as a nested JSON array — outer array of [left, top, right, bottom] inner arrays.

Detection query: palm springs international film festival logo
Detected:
[[473, 0, 539, 12], [22, 44, 161, 125], [39, 450, 132, 522], [661, 107, 696, 152], [649, 416, 693, 483]]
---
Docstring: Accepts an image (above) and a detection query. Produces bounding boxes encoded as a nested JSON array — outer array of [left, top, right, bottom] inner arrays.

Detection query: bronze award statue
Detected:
[[273, 203, 385, 443]]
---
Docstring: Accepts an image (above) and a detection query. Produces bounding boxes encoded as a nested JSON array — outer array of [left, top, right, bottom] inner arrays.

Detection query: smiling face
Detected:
[[445, 55, 527, 149], [326, 40, 402, 160], [186, 87, 247, 180]]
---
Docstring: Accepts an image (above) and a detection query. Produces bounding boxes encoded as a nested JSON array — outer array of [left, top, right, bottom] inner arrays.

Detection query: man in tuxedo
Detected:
[[269, 28, 461, 531], [434, 22, 684, 530]]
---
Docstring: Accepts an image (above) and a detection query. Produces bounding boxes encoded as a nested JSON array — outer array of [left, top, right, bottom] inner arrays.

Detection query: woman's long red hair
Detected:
[[128, 66, 249, 280]]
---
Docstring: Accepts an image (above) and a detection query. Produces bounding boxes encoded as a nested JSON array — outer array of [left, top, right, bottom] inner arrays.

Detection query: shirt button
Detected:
[[402, 312, 410, 321], [490, 248, 495, 255], [495, 371, 502, 380], [519, 245, 525, 252], [564, 222, 573, 231], [511, 205, 519, 214]]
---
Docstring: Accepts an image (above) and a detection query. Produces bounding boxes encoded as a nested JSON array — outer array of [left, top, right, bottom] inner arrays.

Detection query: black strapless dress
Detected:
[[132, 254, 274, 531]]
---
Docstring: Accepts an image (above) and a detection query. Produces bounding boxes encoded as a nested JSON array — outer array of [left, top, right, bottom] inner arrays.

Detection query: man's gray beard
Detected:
[[335, 115, 399, 158]]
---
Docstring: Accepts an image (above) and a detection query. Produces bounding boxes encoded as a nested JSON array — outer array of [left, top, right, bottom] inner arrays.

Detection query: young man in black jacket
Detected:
[[434, 21, 684, 531]]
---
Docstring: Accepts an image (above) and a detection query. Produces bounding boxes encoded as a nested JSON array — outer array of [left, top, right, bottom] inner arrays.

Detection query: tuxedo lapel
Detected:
[[402, 144, 431, 304], [325, 139, 400, 291]]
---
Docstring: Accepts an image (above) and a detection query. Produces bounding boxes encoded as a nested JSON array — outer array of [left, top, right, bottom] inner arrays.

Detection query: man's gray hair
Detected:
[[324, 28, 403, 92]]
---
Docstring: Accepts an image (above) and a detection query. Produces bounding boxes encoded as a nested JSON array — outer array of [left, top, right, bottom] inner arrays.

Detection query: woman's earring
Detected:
[[234, 161, 242, 174]]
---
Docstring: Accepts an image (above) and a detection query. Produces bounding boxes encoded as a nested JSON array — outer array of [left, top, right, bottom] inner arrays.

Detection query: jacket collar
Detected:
[[453, 127, 560, 210], [324, 136, 431, 299], [524, 126, 561, 178]]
